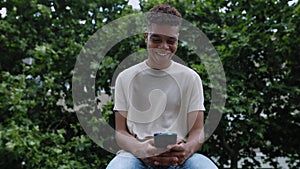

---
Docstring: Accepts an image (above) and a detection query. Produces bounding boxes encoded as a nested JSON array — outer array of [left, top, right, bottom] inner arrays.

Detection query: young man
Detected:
[[106, 4, 218, 169]]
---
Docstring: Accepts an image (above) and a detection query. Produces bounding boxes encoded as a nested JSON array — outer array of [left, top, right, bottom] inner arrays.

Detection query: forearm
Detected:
[[185, 110, 205, 154], [115, 130, 148, 157], [114, 111, 152, 158], [185, 126, 204, 154]]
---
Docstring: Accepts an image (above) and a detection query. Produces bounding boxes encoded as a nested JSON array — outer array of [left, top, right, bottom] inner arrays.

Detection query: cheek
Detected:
[[170, 45, 177, 53]]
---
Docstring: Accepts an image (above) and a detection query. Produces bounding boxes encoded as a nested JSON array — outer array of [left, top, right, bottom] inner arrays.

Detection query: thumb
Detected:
[[168, 143, 184, 151]]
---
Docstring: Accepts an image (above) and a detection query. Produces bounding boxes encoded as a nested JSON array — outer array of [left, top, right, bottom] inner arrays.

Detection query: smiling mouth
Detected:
[[157, 52, 168, 56], [156, 51, 170, 57]]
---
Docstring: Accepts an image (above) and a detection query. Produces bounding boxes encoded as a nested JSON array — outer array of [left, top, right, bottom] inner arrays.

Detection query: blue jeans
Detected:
[[106, 152, 218, 169]]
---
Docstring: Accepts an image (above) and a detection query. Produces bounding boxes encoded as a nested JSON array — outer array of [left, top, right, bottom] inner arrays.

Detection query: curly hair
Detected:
[[147, 4, 182, 27]]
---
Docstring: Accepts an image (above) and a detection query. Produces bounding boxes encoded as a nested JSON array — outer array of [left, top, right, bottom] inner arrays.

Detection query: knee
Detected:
[[183, 153, 218, 169]]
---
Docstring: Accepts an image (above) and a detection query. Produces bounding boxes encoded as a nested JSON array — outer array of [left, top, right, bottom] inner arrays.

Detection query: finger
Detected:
[[140, 157, 154, 166], [177, 139, 184, 144], [143, 156, 163, 166], [155, 147, 169, 156], [178, 158, 186, 165], [156, 152, 188, 166], [147, 144, 168, 157], [152, 156, 179, 166], [148, 138, 154, 145], [154, 157, 178, 166], [168, 144, 184, 151]]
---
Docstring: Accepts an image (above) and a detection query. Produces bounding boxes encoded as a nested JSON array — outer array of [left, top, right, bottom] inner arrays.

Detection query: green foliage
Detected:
[[1, 0, 130, 168], [142, 0, 299, 168], [1, 0, 299, 168]]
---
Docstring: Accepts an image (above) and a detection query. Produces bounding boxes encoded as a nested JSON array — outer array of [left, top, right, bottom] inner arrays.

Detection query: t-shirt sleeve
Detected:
[[188, 74, 205, 113]]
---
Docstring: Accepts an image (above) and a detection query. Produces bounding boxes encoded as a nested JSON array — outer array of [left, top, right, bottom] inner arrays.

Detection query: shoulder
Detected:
[[171, 61, 201, 80], [116, 61, 146, 79]]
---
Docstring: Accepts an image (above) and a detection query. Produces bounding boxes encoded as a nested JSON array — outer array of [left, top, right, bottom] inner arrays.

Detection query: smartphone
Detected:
[[154, 132, 177, 148]]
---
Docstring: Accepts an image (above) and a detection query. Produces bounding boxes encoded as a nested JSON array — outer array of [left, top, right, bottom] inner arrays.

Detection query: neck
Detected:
[[146, 59, 172, 70]]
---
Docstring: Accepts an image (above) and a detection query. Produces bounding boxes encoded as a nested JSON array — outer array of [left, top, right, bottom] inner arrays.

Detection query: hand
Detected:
[[139, 139, 180, 166], [160, 142, 193, 165], [141, 155, 179, 166]]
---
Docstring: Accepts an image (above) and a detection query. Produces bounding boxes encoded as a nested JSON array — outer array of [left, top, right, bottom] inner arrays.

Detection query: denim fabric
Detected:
[[106, 152, 218, 169]]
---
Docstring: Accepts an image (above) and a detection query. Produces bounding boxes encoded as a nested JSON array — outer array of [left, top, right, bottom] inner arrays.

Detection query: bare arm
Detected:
[[115, 111, 147, 157], [115, 111, 179, 166], [115, 111, 167, 158], [160, 110, 205, 165], [185, 110, 205, 152]]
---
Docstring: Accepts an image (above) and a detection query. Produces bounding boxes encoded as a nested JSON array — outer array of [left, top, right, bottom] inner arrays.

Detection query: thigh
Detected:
[[179, 153, 218, 169], [106, 152, 147, 169]]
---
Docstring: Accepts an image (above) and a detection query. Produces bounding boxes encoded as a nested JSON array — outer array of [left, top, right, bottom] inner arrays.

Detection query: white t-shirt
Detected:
[[113, 60, 205, 141]]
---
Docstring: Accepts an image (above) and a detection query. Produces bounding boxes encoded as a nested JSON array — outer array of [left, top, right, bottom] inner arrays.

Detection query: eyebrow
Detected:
[[149, 33, 177, 40]]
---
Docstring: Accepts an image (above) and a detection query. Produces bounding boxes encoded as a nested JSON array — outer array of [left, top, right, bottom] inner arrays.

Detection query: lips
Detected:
[[155, 50, 172, 57], [156, 52, 169, 56]]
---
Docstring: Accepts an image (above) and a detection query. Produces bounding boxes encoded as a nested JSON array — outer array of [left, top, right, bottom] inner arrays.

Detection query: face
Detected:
[[145, 23, 179, 69]]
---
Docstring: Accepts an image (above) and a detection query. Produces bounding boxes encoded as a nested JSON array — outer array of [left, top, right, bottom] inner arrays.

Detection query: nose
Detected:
[[158, 41, 169, 50]]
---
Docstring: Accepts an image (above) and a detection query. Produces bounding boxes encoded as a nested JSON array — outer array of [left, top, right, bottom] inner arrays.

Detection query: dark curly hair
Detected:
[[147, 4, 182, 27]]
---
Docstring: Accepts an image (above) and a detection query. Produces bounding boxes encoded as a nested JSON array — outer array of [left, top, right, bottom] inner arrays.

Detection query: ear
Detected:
[[145, 32, 148, 43]]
